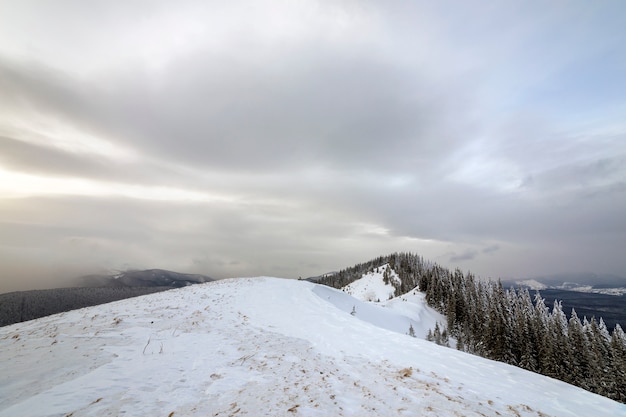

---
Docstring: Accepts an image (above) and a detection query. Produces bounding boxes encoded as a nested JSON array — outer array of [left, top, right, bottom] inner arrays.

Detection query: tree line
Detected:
[[318, 252, 626, 404]]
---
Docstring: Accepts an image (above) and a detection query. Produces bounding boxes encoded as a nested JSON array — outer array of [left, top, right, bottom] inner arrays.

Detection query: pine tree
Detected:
[[585, 317, 611, 395], [433, 322, 442, 345], [441, 327, 450, 347], [567, 308, 590, 388], [515, 288, 537, 372], [534, 293, 556, 377], [456, 331, 465, 351], [608, 324, 626, 402], [549, 300, 570, 380]]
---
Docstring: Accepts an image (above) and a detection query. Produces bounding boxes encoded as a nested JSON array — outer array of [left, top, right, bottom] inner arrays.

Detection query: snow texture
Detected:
[[1, 277, 624, 417]]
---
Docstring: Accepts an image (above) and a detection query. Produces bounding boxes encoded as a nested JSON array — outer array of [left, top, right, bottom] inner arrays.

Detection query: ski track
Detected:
[[1, 277, 625, 417]]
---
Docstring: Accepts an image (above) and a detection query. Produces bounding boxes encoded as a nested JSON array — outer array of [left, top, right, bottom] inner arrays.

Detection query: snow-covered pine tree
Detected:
[[567, 308, 590, 388], [608, 324, 626, 402], [433, 322, 443, 345]]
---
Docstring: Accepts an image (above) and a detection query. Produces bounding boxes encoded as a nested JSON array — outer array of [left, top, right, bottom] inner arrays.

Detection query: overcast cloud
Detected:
[[1, 0, 625, 292]]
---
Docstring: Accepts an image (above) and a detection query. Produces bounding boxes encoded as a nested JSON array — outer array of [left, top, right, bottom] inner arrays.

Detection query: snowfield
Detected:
[[1, 277, 624, 417]]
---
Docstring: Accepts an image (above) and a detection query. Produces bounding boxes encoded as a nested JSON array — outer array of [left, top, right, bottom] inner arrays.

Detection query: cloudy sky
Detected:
[[1, 1, 625, 292]]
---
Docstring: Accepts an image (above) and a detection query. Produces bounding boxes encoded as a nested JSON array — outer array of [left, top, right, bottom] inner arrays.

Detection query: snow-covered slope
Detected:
[[339, 264, 445, 339], [341, 263, 400, 302], [1, 278, 624, 417]]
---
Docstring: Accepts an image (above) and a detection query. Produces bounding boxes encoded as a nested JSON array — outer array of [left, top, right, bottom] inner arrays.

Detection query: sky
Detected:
[[0, 0, 625, 292]]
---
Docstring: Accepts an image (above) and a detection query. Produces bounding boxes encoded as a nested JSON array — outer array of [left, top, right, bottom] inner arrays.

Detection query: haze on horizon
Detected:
[[1, 0, 625, 293]]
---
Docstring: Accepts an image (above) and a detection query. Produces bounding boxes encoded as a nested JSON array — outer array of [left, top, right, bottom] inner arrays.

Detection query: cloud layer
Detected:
[[1, 0, 625, 291]]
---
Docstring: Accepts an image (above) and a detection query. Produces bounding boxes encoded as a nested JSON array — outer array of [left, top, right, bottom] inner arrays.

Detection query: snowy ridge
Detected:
[[1, 277, 624, 417], [341, 263, 400, 302]]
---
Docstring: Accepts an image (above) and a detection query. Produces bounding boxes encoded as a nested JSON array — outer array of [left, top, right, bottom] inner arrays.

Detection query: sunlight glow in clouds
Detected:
[[0, 114, 138, 161], [0, 168, 235, 203]]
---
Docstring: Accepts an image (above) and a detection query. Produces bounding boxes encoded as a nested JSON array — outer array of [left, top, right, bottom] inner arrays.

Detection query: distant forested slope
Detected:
[[0, 287, 170, 327]]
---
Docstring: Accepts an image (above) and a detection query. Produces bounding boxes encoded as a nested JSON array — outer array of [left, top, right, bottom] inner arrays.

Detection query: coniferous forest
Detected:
[[318, 252, 626, 404]]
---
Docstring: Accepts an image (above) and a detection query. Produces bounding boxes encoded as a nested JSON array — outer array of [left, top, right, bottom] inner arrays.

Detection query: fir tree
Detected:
[[609, 324, 626, 402], [567, 308, 590, 388], [433, 323, 442, 345]]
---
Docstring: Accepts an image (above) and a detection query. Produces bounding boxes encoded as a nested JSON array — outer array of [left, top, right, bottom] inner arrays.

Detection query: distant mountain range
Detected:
[[505, 272, 626, 296], [304, 271, 338, 282], [77, 268, 214, 288]]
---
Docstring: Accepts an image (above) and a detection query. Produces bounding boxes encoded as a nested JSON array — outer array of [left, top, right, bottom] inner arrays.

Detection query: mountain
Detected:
[[78, 268, 214, 288], [1, 277, 624, 416], [509, 272, 626, 294], [304, 271, 338, 282]]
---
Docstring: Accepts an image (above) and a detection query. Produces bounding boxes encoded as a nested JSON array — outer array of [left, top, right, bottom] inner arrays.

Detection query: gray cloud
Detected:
[[1, 1, 626, 292], [482, 245, 500, 254], [0, 45, 467, 177], [449, 249, 479, 263]]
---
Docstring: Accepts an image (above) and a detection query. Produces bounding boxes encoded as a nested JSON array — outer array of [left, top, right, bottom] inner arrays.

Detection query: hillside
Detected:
[[1, 277, 624, 417], [0, 286, 171, 327], [0, 269, 214, 328], [318, 253, 626, 403], [339, 263, 446, 339], [341, 263, 401, 302]]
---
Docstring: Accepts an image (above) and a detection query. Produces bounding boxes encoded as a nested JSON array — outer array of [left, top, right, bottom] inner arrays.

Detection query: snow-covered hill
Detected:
[[1, 278, 624, 417], [341, 263, 400, 302], [339, 264, 445, 339]]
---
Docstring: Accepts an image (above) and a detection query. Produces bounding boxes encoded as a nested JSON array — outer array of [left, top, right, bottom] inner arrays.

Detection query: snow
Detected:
[[1, 277, 624, 417], [323, 284, 445, 339], [337, 264, 446, 338], [341, 263, 400, 302], [565, 286, 626, 296]]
